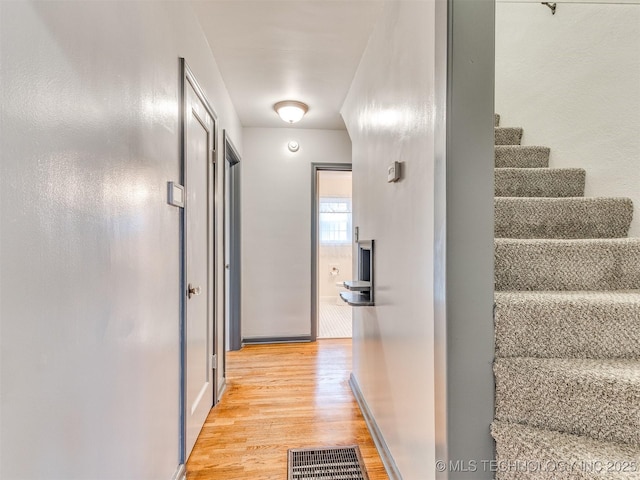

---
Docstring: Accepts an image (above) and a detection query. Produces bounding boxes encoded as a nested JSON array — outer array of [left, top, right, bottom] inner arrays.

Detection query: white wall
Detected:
[[318, 245, 352, 299], [241, 128, 351, 339], [0, 2, 241, 478], [495, 1, 640, 235], [341, 1, 437, 478]]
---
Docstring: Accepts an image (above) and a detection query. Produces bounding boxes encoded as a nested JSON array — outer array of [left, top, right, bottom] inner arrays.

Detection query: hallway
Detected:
[[0, 1, 494, 477], [186, 340, 388, 479]]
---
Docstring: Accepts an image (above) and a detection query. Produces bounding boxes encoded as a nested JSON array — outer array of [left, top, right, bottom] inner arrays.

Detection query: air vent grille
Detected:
[[288, 445, 369, 480]]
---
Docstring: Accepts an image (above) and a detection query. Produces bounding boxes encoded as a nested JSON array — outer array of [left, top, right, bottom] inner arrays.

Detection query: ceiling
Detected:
[[192, 1, 385, 130]]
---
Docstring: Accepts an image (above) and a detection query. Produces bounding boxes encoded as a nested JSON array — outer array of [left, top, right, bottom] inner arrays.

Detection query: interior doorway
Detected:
[[311, 165, 353, 340], [180, 59, 217, 464], [223, 131, 241, 358]]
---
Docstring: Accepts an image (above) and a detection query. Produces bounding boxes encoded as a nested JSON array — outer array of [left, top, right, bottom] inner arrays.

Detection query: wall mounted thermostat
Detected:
[[387, 161, 400, 183], [167, 181, 185, 208]]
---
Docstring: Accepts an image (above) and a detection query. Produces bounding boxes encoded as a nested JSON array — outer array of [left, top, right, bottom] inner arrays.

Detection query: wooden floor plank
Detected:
[[186, 339, 389, 479]]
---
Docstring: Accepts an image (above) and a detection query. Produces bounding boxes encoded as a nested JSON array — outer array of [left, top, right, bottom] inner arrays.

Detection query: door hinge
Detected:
[[211, 354, 217, 370]]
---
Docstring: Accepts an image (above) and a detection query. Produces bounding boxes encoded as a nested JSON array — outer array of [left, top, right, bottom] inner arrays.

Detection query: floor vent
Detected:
[[288, 445, 369, 480]]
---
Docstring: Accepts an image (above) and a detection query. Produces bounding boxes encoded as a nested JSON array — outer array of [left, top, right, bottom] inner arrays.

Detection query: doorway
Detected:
[[311, 164, 353, 340], [223, 131, 241, 356], [180, 59, 217, 464]]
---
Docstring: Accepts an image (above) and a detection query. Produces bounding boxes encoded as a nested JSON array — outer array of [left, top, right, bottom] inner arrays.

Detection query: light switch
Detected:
[[387, 161, 400, 183], [168, 181, 185, 208]]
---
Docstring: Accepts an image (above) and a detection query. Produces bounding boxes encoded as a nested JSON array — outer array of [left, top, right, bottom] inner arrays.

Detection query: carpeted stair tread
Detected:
[[492, 116, 640, 473], [495, 113, 500, 127], [495, 168, 586, 197], [491, 421, 640, 480], [495, 145, 550, 168], [495, 197, 633, 239], [495, 291, 640, 359], [495, 238, 640, 291], [495, 127, 524, 145], [495, 357, 640, 446]]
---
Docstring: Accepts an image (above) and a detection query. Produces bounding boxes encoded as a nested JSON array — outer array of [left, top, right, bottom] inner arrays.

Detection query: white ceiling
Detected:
[[192, 1, 385, 130]]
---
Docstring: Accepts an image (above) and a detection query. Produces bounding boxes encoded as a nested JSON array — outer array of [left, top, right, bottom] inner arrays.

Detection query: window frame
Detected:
[[318, 196, 352, 246]]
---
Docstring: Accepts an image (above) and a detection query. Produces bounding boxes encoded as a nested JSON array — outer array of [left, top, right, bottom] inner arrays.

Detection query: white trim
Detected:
[[217, 377, 227, 402], [171, 464, 186, 480], [349, 374, 402, 480]]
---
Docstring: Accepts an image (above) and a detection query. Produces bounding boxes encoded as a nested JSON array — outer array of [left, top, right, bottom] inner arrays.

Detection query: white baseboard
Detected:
[[217, 377, 227, 402], [349, 373, 403, 480], [171, 464, 185, 480]]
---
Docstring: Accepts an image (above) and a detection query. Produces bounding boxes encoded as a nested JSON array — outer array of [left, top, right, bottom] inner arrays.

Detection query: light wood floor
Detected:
[[186, 339, 389, 479]]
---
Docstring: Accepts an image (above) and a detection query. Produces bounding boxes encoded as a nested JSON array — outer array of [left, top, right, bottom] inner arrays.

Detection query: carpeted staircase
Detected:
[[491, 114, 640, 479]]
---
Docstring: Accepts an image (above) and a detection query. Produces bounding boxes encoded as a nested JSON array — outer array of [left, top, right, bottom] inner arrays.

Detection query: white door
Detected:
[[184, 76, 215, 460]]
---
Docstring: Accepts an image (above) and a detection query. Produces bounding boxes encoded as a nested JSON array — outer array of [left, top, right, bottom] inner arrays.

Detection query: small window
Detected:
[[319, 197, 352, 245]]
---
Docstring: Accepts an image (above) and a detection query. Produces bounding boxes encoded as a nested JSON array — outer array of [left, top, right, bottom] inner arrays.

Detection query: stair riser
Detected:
[[495, 168, 585, 197], [492, 116, 640, 472], [495, 146, 550, 168], [495, 128, 523, 145], [492, 422, 640, 480], [495, 239, 640, 291], [495, 293, 640, 359], [495, 198, 633, 239], [495, 359, 640, 446]]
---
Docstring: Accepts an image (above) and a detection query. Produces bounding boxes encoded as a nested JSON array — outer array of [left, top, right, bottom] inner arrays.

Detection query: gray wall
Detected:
[[0, 2, 241, 478], [342, 0, 495, 478], [435, 0, 496, 478], [342, 2, 441, 477], [240, 128, 351, 340]]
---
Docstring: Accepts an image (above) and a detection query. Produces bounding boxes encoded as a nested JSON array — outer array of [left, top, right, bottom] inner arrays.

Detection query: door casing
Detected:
[[179, 58, 218, 465], [223, 131, 242, 359], [310, 162, 352, 341]]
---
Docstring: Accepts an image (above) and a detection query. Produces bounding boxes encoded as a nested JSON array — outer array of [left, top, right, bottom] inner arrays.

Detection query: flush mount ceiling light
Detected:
[[274, 100, 308, 124]]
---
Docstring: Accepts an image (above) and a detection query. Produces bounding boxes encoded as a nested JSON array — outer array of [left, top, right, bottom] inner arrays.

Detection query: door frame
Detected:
[[223, 131, 242, 359], [310, 163, 352, 341], [179, 58, 218, 465]]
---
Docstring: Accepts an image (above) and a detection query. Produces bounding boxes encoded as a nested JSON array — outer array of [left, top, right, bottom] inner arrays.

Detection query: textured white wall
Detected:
[[241, 128, 351, 339], [495, 2, 640, 235], [0, 2, 241, 478], [341, 1, 437, 478]]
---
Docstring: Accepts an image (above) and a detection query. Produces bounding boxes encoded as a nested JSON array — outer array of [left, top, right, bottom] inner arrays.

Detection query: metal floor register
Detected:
[[288, 445, 370, 480]]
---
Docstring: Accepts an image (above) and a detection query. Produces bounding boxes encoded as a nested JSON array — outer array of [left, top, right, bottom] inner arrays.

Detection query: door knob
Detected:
[[187, 283, 201, 299]]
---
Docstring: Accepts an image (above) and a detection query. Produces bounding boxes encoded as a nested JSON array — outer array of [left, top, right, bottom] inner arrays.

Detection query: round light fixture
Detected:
[[287, 140, 300, 152], [274, 100, 308, 124]]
